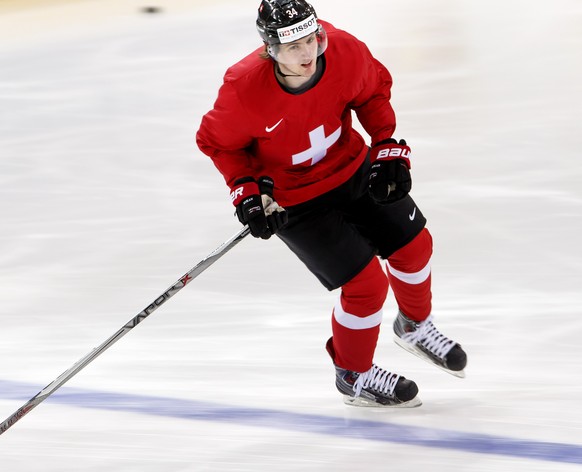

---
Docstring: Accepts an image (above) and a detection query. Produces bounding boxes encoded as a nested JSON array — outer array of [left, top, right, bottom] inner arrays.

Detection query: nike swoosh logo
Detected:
[[409, 207, 417, 221], [265, 118, 283, 133]]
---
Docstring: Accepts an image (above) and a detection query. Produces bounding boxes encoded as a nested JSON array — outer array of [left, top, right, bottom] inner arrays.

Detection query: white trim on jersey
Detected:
[[333, 299, 383, 330], [386, 258, 432, 285]]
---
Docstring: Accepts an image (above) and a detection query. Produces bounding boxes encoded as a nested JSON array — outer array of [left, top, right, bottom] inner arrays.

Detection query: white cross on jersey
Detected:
[[292, 125, 342, 166]]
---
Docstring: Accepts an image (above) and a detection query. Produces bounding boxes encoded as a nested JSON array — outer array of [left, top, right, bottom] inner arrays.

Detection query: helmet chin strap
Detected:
[[275, 63, 302, 77]]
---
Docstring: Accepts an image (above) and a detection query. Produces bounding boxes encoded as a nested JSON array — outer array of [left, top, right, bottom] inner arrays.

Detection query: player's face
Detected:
[[274, 33, 319, 76]]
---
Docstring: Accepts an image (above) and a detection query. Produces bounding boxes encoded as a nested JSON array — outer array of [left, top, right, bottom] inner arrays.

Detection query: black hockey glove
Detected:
[[368, 138, 412, 204], [231, 176, 288, 240]]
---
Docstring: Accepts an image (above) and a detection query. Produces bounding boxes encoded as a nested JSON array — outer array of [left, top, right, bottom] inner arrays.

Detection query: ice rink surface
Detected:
[[1, 0, 581, 470]]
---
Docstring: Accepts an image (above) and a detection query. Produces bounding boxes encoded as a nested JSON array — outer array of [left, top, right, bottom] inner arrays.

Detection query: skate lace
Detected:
[[401, 315, 455, 360], [353, 365, 400, 397]]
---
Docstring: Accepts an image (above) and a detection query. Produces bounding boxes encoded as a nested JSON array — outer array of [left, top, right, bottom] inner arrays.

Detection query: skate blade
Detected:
[[342, 395, 422, 408], [394, 336, 466, 379]]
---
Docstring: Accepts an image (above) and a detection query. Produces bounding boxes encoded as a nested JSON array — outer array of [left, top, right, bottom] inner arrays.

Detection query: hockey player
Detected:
[[196, 0, 467, 407]]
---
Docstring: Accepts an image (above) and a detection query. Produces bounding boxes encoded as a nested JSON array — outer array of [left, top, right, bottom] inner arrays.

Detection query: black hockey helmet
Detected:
[[256, 0, 327, 63], [257, 0, 318, 45]]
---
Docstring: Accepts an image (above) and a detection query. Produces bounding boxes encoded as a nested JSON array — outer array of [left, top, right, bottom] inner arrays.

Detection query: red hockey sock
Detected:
[[386, 228, 433, 322], [331, 257, 388, 373]]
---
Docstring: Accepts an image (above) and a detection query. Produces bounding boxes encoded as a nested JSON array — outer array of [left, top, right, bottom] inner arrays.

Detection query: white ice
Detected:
[[1, 0, 581, 470]]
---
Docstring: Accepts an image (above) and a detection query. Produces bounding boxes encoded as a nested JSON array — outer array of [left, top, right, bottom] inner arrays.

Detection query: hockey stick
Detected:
[[0, 225, 251, 435]]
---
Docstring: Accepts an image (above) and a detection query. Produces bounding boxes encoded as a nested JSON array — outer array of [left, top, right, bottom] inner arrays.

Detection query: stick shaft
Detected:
[[0, 226, 250, 435]]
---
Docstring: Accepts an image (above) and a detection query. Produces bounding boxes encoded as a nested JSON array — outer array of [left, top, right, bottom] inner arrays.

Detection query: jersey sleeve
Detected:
[[348, 41, 396, 146], [196, 80, 255, 188]]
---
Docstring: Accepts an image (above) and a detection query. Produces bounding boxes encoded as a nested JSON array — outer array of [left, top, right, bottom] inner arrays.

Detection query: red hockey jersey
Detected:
[[196, 20, 396, 207]]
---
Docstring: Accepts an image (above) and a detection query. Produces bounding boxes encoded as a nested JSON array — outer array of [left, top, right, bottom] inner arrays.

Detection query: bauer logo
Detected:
[[230, 186, 244, 203], [277, 15, 317, 43], [377, 148, 411, 159]]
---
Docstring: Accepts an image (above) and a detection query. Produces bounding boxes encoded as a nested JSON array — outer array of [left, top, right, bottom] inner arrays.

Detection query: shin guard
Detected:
[[331, 257, 388, 372], [386, 228, 433, 322]]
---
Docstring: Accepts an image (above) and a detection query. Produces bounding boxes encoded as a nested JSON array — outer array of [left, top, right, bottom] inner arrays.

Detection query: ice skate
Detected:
[[393, 311, 467, 378], [326, 338, 421, 408]]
